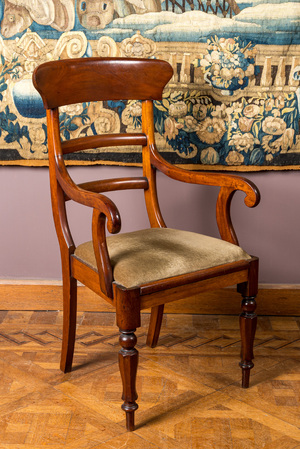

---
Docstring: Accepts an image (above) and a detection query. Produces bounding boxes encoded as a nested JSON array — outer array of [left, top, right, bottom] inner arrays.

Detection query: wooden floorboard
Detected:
[[0, 310, 300, 447], [0, 283, 299, 315]]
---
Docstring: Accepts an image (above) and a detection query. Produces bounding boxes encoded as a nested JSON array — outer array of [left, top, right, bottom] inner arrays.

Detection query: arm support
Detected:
[[150, 144, 260, 245]]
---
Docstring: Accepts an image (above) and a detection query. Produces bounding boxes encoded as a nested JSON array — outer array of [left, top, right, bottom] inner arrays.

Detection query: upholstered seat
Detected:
[[74, 228, 251, 288]]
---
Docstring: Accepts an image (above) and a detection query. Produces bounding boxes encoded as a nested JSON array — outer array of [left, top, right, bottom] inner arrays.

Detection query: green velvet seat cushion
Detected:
[[74, 228, 251, 289]]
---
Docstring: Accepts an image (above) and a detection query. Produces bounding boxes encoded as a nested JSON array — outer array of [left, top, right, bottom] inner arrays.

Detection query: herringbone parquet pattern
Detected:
[[0, 310, 300, 448]]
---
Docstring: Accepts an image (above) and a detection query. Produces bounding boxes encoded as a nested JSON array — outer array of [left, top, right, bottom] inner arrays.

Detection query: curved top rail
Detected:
[[33, 57, 174, 109]]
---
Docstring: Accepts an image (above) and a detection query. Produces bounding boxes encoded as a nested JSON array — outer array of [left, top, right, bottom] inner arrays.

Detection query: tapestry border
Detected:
[[2, 158, 300, 172]]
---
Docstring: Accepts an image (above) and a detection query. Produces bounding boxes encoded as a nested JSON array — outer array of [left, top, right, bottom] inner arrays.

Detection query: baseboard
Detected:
[[0, 281, 299, 315]]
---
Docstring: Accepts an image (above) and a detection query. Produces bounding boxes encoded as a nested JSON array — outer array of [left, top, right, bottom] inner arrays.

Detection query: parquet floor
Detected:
[[0, 310, 300, 448]]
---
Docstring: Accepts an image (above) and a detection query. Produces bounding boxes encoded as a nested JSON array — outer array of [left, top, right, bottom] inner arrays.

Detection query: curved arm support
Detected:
[[55, 154, 121, 235], [150, 144, 260, 208], [50, 175, 75, 253], [216, 187, 238, 245], [92, 209, 114, 298], [149, 144, 260, 244]]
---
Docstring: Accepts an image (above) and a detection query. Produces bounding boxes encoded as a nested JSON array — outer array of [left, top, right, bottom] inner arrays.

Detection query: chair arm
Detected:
[[150, 144, 259, 207], [55, 154, 121, 235], [92, 208, 114, 298], [150, 144, 260, 245]]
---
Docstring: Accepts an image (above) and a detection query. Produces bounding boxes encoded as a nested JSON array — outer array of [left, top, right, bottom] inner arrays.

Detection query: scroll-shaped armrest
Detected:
[[150, 144, 260, 245], [55, 154, 121, 235]]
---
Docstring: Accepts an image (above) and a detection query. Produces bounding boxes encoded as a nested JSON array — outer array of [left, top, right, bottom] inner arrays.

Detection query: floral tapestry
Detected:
[[0, 0, 299, 170]]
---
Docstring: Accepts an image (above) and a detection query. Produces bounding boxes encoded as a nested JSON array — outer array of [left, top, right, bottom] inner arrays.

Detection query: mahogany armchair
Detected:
[[33, 57, 260, 431]]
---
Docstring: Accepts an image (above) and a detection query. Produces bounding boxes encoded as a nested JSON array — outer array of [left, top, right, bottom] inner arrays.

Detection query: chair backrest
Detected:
[[33, 57, 173, 205]]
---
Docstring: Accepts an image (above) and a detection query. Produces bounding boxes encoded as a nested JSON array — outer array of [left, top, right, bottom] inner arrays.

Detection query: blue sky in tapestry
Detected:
[[96, 3, 300, 45], [0, 0, 298, 44]]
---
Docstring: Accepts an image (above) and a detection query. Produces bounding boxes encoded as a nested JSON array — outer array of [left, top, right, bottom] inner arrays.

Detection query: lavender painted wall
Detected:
[[0, 165, 298, 284]]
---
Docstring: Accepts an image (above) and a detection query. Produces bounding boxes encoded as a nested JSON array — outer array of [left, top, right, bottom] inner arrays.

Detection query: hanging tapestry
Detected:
[[0, 0, 299, 170]]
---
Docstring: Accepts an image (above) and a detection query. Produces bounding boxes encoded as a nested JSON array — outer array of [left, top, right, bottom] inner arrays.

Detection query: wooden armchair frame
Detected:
[[33, 57, 260, 431]]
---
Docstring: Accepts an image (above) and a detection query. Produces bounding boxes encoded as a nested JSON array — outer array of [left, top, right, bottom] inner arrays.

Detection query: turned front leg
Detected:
[[239, 296, 257, 388], [119, 329, 139, 431], [114, 284, 141, 431]]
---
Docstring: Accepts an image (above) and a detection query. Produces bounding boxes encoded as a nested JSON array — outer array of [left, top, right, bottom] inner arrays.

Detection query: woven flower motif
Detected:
[[262, 128, 295, 154], [94, 115, 113, 134], [229, 132, 257, 153], [239, 116, 254, 132], [211, 104, 231, 121], [60, 103, 83, 116], [243, 104, 260, 118], [194, 36, 257, 93], [262, 135, 282, 154], [169, 101, 188, 118], [262, 116, 287, 135], [18, 135, 46, 160], [192, 103, 207, 121], [121, 102, 142, 126], [30, 124, 45, 145], [275, 95, 285, 110], [129, 102, 142, 117], [196, 117, 225, 144], [183, 115, 198, 132], [201, 147, 220, 165], [164, 117, 183, 140], [226, 150, 244, 165], [264, 98, 275, 112]]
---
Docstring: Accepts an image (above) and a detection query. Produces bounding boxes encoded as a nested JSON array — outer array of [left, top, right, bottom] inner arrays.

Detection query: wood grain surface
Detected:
[[0, 284, 299, 315], [0, 309, 300, 447]]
